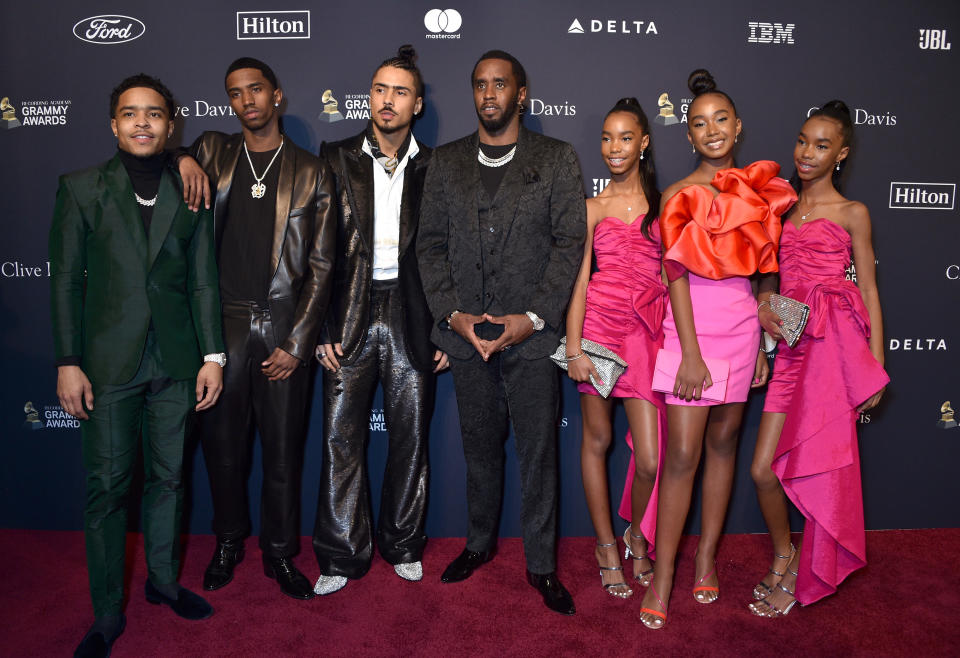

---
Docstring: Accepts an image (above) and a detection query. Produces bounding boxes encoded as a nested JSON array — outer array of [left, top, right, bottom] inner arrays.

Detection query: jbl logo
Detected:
[[919, 29, 951, 50]]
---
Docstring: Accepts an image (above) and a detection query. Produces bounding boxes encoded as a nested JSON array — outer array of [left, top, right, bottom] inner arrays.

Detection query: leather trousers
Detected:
[[448, 350, 559, 574], [312, 281, 434, 578], [200, 300, 311, 558]]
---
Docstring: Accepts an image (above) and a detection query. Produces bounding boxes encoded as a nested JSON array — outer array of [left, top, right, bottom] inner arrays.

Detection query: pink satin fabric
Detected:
[[765, 218, 889, 605], [576, 216, 666, 550]]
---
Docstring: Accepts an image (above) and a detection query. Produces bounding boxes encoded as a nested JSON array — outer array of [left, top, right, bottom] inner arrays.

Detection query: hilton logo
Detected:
[[919, 29, 951, 50], [236, 11, 310, 40], [889, 182, 955, 210], [747, 21, 795, 44]]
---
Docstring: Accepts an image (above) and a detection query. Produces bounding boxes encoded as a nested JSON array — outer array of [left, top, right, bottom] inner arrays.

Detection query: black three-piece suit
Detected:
[[417, 126, 586, 573], [312, 131, 437, 577]]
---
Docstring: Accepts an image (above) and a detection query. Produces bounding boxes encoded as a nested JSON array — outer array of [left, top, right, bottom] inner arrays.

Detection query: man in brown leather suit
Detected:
[[177, 57, 335, 600]]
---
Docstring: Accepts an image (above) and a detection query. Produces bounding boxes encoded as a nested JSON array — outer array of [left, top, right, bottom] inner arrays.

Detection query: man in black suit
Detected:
[[416, 50, 586, 614], [312, 46, 446, 596], [177, 58, 336, 600]]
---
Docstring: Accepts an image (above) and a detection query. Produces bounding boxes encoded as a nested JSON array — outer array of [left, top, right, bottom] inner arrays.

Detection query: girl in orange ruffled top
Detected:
[[747, 101, 888, 617], [564, 98, 667, 600], [639, 69, 796, 629]]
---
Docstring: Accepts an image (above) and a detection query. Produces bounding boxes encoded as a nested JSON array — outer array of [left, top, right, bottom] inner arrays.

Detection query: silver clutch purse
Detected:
[[549, 337, 628, 398], [769, 293, 810, 348]]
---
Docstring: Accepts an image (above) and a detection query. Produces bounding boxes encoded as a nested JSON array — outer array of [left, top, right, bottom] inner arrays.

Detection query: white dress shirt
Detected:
[[362, 135, 419, 280]]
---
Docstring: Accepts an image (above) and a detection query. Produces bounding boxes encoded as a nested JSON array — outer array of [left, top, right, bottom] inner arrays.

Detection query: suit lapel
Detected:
[[214, 135, 243, 238], [497, 125, 534, 235], [270, 141, 295, 276], [146, 168, 180, 270], [103, 155, 148, 263], [397, 149, 425, 258], [342, 138, 374, 254]]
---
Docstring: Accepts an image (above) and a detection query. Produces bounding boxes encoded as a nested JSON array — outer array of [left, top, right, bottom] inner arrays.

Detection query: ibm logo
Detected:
[[747, 21, 795, 44], [889, 183, 955, 210], [236, 11, 310, 40], [919, 29, 951, 50]]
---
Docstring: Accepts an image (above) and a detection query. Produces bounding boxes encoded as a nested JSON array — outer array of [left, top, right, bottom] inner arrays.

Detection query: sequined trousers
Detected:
[[312, 280, 434, 578]]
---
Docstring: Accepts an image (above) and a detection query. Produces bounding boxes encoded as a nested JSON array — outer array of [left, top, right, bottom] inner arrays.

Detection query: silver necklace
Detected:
[[798, 201, 819, 222], [244, 137, 284, 199], [134, 192, 157, 207], [477, 145, 516, 168]]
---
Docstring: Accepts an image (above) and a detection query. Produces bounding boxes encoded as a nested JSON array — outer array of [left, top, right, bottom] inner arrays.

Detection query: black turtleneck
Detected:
[[117, 148, 168, 232]]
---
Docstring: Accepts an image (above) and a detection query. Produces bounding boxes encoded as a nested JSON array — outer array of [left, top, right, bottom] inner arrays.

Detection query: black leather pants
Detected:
[[312, 281, 434, 578], [448, 350, 559, 575], [200, 301, 310, 558]]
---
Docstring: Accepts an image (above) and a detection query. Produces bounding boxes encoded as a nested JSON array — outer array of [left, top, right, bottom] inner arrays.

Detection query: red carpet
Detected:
[[1, 529, 957, 656]]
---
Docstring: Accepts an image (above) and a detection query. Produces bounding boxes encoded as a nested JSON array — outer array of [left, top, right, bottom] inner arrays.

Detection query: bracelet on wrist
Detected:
[[757, 300, 771, 314], [566, 352, 585, 361]]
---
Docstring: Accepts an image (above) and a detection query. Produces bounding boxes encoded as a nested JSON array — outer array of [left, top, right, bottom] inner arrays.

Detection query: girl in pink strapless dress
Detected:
[[749, 101, 888, 617], [639, 69, 796, 630], [564, 98, 666, 600]]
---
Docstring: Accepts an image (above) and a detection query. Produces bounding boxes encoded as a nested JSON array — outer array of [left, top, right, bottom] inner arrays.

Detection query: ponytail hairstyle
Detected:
[[792, 99, 854, 192], [605, 97, 661, 241], [687, 68, 737, 117], [375, 44, 424, 99]]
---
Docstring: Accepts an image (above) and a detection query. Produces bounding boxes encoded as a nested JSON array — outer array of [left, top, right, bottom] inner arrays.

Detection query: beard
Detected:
[[372, 111, 411, 135], [476, 94, 520, 134]]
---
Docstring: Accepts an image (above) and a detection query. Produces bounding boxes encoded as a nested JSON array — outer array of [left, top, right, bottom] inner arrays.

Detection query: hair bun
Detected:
[[614, 97, 640, 108], [397, 44, 417, 63], [687, 69, 716, 96], [820, 99, 851, 118]]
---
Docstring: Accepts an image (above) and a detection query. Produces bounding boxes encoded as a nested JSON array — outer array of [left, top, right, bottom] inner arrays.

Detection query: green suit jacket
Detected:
[[49, 153, 224, 386]]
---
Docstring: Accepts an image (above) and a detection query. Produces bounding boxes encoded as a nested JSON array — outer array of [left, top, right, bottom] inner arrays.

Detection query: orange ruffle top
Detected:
[[661, 160, 797, 281]]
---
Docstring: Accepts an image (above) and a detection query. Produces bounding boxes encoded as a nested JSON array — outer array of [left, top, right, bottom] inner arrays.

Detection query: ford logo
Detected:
[[73, 15, 146, 44]]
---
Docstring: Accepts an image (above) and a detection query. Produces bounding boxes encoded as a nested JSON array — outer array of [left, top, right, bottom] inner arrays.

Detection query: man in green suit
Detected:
[[50, 74, 225, 658]]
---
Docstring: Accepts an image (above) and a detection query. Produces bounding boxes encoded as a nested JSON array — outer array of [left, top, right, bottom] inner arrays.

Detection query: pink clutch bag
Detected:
[[652, 349, 730, 403]]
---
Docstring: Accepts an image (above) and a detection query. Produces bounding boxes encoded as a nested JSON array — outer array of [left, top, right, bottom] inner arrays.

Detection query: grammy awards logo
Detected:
[[2, 97, 21, 129], [655, 93, 679, 126], [23, 401, 44, 430], [937, 401, 957, 429], [319, 90, 344, 123]]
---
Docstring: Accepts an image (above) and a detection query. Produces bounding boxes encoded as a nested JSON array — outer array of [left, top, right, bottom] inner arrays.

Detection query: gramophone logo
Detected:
[[319, 90, 344, 123], [937, 401, 957, 429], [655, 93, 679, 126], [2, 97, 21, 129], [23, 401, 44, 430]]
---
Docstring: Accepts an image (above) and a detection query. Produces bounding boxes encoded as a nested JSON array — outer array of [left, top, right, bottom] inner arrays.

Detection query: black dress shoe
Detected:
[[526, 570, 576, 615], [263, 555, 315, 600], [203, 539, 245, 591], [145, 580, 214, 620], [440, 548, 495, 583], [74, 615, 125, 658]]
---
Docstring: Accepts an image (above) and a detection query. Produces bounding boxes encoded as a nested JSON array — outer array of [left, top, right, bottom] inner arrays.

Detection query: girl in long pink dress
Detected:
[[749, 101, 888, 617], [564, 98, 666, 599], [639, 70, 796, 629]]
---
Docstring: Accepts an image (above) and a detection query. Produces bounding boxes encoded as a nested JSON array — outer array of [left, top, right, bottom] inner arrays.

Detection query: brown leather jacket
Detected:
[[189, 131, 336, 362], [318, 132, 437, 371]]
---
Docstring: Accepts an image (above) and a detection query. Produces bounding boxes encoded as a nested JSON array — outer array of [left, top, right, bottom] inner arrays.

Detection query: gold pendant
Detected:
[[251, 182, 266, 199]]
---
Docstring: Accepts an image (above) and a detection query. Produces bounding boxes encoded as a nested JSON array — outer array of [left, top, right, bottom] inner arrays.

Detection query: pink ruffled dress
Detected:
[[765, 217, 889, 605]]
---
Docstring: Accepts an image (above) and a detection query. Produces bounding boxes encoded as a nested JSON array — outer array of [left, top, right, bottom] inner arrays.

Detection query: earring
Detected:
[[274, 103, 279, 108], [640, 149, 645, 161], [735, 134, 739, 144], [835, 161, 841, 171], [692, 145, 696, 154]]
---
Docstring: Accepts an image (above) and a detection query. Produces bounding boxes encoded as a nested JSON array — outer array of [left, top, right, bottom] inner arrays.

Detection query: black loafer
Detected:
[[263, 556, 315, 600], [74, 615, 125, 658], [440, 548, 495, 583], [527, 570, 576, 615], [203, 539, 245, 591], [145, 580, 214, 620]]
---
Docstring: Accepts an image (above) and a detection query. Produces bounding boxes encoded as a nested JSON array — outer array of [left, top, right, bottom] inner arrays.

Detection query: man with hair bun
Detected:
[[312, 45, 445, 596]]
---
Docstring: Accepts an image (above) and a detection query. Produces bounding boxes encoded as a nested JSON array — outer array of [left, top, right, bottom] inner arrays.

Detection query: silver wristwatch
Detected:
[[525, 311, 545, 331], [204, 353, 227, 367]]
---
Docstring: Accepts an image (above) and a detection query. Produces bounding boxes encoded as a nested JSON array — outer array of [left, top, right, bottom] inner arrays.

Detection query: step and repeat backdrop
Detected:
[[2, 1, 958, 538]]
